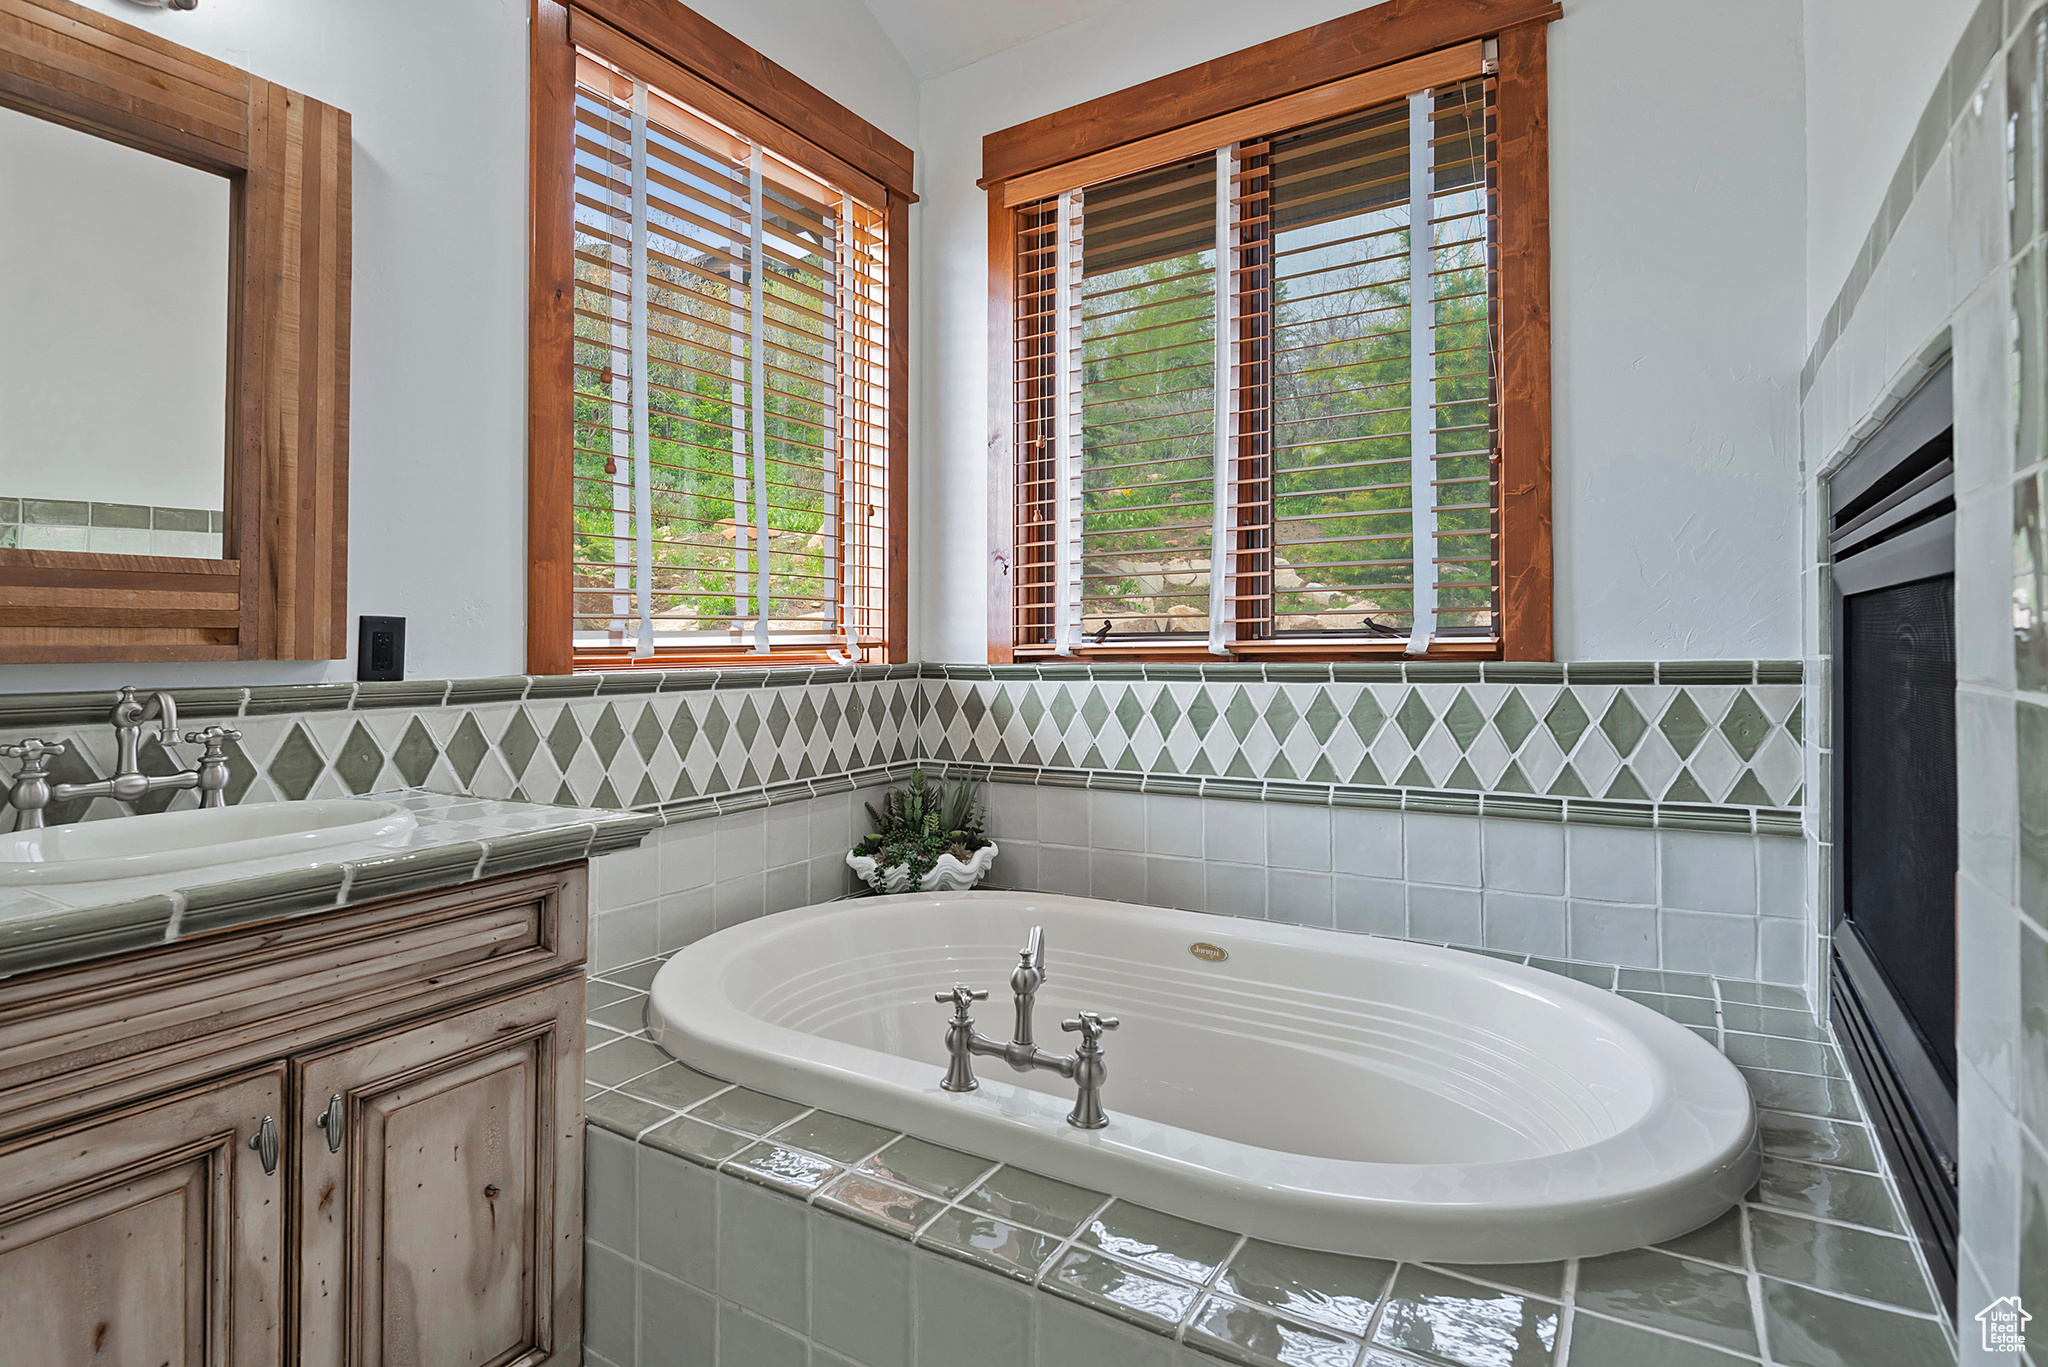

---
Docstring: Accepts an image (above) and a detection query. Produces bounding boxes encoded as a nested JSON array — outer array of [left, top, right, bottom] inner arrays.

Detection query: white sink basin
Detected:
[[0, 800, 420, 885]]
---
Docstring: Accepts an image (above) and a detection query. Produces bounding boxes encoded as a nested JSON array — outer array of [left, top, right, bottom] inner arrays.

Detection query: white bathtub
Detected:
[[646, 891, 1759, 1262]]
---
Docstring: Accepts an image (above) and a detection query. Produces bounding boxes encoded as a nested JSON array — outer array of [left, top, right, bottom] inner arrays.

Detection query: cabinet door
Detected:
[[0, 1067, 286, 1367], [294, 976, 585, 1367]]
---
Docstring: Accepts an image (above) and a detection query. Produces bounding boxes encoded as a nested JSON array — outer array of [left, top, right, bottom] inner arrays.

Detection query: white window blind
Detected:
[[1011, 74, 1499, 654], [570, 51, 890, 661]]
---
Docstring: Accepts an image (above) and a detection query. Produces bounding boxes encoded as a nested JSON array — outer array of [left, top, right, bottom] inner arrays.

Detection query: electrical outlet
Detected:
[[357, 615, 406, 682]]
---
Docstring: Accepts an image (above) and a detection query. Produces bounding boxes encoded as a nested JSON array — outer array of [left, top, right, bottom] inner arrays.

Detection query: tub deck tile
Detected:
[[1213, 1240, 1395, 1338], [584, 950, 1954, 1367], [1185, 1293, 1364, 1367]]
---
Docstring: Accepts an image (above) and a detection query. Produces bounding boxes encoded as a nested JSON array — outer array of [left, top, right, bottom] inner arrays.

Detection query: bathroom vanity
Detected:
[[0, 859, 596, 1366]]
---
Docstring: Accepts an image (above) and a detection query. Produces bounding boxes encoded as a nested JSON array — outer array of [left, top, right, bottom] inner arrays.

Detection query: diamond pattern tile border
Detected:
[[0, 660, 1802, 835]]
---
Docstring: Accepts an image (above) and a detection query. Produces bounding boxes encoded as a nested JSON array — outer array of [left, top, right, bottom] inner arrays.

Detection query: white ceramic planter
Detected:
[[845, 842, 997, 894]]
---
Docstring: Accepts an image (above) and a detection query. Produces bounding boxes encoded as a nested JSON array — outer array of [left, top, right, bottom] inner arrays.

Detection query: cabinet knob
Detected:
[[314, 1092, 344, 1153], [248, 1116, 278, 1176]]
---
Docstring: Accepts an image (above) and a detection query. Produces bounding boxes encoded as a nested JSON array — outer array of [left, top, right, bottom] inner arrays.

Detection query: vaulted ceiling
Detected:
[[857, 0, 1131, 79]]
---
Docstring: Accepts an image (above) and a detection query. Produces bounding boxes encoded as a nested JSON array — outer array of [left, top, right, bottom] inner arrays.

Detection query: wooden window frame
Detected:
[[528, 0, 913, 674], [983, 0, 1557, 664]]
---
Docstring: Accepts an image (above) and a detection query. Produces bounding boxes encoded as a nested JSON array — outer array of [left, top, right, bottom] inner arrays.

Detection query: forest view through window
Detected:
[[569, 49, 890, 664], [1010, 77, 1499, 656]]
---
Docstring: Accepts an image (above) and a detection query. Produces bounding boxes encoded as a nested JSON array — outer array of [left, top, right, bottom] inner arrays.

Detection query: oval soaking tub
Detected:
[[646, 891, 1759, 1262]]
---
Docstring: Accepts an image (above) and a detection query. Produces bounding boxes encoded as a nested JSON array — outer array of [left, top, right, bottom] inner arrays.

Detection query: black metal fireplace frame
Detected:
[[1826, 357, 1958, 1316]]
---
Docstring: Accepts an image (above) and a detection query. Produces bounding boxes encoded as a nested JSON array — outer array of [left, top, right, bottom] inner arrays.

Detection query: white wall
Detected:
[[5, 0, 914, 694], [1803, 0, 1978, 341], [915, 0, 1809, 663]]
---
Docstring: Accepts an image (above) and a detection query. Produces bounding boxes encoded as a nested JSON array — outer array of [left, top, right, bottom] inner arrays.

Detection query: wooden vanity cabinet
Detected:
[[0, 865, 591, 1367]]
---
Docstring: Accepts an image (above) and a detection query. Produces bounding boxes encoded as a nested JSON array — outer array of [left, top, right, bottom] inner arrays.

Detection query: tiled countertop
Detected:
[[584, 949, 1957, 1367], [0, 790, 656, 978]]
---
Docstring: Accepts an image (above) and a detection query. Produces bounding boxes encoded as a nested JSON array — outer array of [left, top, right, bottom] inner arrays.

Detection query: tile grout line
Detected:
[[1554, 1255, 1578, 1366], [1739, 1201, 1778, 1367]]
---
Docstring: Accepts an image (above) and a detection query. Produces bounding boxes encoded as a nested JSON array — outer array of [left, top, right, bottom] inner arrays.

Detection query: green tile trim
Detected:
[[178, 866, 346, 937], [0, 691, 124, 727], [444, 675, 531, 704], [594, 671, 664, 694], [90, 501, 152, 529], [0, 895, 173, 978], [1657, 661, 1756, 684], [1754, 660, 1803, 684], [1481, 793, 1565, 822], [1657, 805, 1756, 833], [342, 843, 484, 904], [1402, 791, 1482, 817], [587, 813, 659, 854], [1755, 809, 1804, 836], [1566, 661, 1657, 683], [169, 687, 248, 719], [478, 825, 595, 877], [526, 674, 603, 698], [1481, 661, 1568, 682], [352, 679, 451, 709], [244, 683, 355, 715]]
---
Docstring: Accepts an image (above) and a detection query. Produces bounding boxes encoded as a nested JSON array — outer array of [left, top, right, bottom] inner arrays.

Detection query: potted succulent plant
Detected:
[[846, 769, 997, 895]]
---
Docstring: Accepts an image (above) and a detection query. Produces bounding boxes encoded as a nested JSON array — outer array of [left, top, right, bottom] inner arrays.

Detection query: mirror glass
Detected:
[[0, 105, 230, 560]]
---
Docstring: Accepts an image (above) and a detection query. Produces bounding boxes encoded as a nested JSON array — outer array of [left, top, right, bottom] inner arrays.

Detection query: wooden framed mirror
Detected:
[[0, 0, 351, 662]]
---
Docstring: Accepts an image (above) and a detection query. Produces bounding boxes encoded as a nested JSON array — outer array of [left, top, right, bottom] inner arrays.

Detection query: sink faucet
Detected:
[[933, 926, 1121, 1130], [3, 687, 242, 830]]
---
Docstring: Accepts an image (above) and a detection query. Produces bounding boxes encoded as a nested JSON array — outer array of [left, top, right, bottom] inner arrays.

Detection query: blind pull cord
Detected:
[[1404, 88, 1438, 658], [1206, 146, 1235, 657], [629, 80, 655, 658], [749, 142, 772, 654], [1051, 186, 1085, 656]]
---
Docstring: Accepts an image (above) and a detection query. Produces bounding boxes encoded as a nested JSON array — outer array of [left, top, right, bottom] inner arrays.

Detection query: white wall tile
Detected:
[[1039, 789, 1088, 846], [1265, 803, 1332, 871], [1661, 909, 1758, 977], [1884, 147, 1954, 368], [1038, 847, 1090, 897], [1268, 869, 1333, 928], [1205, 862, 1266, 919], [1959, 1058, 2024, 1296], [1331, 806, 1403, 878], [1959, 691, 2020, 898], [985, 782, 1037, 842], [712, 873, 765, 930], [1951, 58, 2010, 305], [1958, 481, 2019, 688], [1404, 813, 1482, 887], [1090, 790, 1146, 851], [1333, 874, 1407, 937], [658, 890, 717, 952], [658, 821, 713, 893], [1568, 901, 1660, 968], [713, 811, 766, 878], [593, 902, 657, 972], [1482, 891, 1567, 957], [765, 862, 809, 914], [1147, 856, 1205, 912], [1758, 917, 1805, 986], [1757, 836, 1805, 919], [1089, 849, 1146, 903], [1145, 794, 1205, 858], [1408, 885, 1481, 945], [1482, 819, 1565, 895], [1959, 874, 2022, 1105], [593, 840, 659, 910], [1204, 799, 1264, 865], [584, 1242, 637, 1366], [1567, 824, 1658, 905], [764, 800, 808, 861], [1660, 831, 1759, 914]]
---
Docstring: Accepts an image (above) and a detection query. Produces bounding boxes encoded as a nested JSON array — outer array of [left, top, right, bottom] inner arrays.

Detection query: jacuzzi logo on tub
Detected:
[[1188, 942, 1228, 963]]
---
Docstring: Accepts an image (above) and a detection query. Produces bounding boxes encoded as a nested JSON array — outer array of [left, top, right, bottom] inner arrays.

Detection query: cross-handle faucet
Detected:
[[4, 687, 241, 830], [932, 927, 1122, 1129], [1061, 1012, 1119, 1130]]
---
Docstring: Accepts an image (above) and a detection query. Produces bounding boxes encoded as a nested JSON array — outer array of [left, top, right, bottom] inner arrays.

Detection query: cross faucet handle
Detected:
[[934, 985, 989, 1019], [1, 738, 66, 770], [1061, 1011, 1120, 1045], [183, 726, 243, 754]]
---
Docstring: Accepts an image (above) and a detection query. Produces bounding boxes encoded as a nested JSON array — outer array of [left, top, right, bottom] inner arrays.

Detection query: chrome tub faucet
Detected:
[[4, 686, 242, 829], [934, 926, 1121, 1130]]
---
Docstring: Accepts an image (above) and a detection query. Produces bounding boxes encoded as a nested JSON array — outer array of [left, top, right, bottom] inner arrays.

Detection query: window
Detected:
[[530, 2, 911, 672], [987, 8, 1554, 661]]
